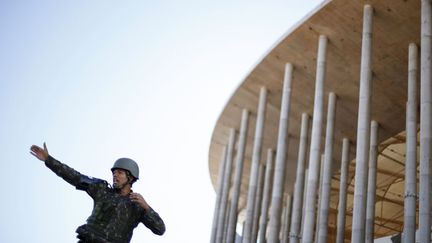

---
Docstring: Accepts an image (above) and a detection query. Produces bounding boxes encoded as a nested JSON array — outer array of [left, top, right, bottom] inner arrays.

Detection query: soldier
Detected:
[[30, 142, 165, 243]]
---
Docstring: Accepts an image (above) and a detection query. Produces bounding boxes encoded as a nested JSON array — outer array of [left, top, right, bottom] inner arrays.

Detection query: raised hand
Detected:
[[30, 142, 49, 161]]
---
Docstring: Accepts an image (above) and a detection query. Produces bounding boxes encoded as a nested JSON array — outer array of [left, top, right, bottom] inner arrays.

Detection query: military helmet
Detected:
[[111, 158, 139, 179]]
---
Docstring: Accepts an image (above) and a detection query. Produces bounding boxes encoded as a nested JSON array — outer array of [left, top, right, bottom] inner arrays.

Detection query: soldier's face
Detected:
[[112, 169, 129, 189]]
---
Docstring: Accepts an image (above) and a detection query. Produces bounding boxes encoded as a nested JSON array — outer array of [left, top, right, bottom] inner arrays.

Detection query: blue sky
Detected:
[[0, 1, 321, 242]]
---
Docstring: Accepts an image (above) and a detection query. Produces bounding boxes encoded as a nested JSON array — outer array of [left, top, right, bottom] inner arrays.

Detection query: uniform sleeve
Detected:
[[141, 207, 166, 235], [44, 155, 106, 194]]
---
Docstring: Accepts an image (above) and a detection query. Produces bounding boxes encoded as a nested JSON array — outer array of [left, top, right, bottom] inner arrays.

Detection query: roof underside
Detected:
[[208, 0, 420, 241]]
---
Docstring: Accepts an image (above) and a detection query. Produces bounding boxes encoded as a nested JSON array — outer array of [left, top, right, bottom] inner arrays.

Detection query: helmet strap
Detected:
[[126, 171, 136, 186]]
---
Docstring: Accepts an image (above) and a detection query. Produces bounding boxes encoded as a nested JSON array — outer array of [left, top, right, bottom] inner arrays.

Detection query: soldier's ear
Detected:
[[126, 171, 136, 185]]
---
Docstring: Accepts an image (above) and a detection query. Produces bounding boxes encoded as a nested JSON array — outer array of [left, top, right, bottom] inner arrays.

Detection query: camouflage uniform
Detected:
[[44, 155, 165, 243]]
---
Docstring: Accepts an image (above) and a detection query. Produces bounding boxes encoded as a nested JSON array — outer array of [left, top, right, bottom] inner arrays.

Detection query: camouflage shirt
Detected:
[[45, 156, 166, 243]]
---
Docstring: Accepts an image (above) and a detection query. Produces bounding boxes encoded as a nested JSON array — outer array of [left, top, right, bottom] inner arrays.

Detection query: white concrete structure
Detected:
[[209, 0, 424, 241]]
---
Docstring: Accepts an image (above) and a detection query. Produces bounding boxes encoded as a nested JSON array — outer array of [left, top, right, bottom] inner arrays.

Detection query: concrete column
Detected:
[[403, 43, 418, 243], [258, 149, 275, 243], [216, 129, 237, 243], [243, 87, 268, 243], [351, 5, 373, 243], [314, 154, 325, 242], [289, 113, 310, 243], [300, 168, 309, 238], [281, 195, 293, 243], [224, 201, 231, 243], [317, 92, 337, 243], [211, 146, 228, 243], [420, 0, 432, 240], [365, 120, 378, 243], [301, 34, 328, 243], [335, 139, 350, 243], [268, 63, 294, 243], [251, 164, 265, 243], [280, 206, 287, 242], [227, 109, 250, 243]]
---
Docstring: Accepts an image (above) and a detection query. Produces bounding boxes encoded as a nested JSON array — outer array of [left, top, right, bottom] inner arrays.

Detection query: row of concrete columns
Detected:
[[210, 2, 428, 242]]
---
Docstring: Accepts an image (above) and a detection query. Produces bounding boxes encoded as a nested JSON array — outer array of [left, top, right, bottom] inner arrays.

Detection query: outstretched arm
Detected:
[[30, 143, 104, 192]]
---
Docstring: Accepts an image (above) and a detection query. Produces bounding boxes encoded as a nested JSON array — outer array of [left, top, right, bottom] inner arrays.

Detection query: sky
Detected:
[[0, 1, 322, 242]]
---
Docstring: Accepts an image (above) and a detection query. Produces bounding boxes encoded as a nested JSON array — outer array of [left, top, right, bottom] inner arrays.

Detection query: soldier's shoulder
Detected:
[[77, 176, 110, 191], [93, 177, 111, 189]]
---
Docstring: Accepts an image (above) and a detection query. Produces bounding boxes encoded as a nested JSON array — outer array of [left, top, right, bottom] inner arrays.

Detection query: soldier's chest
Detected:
[[93, 193, 140, 222]]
